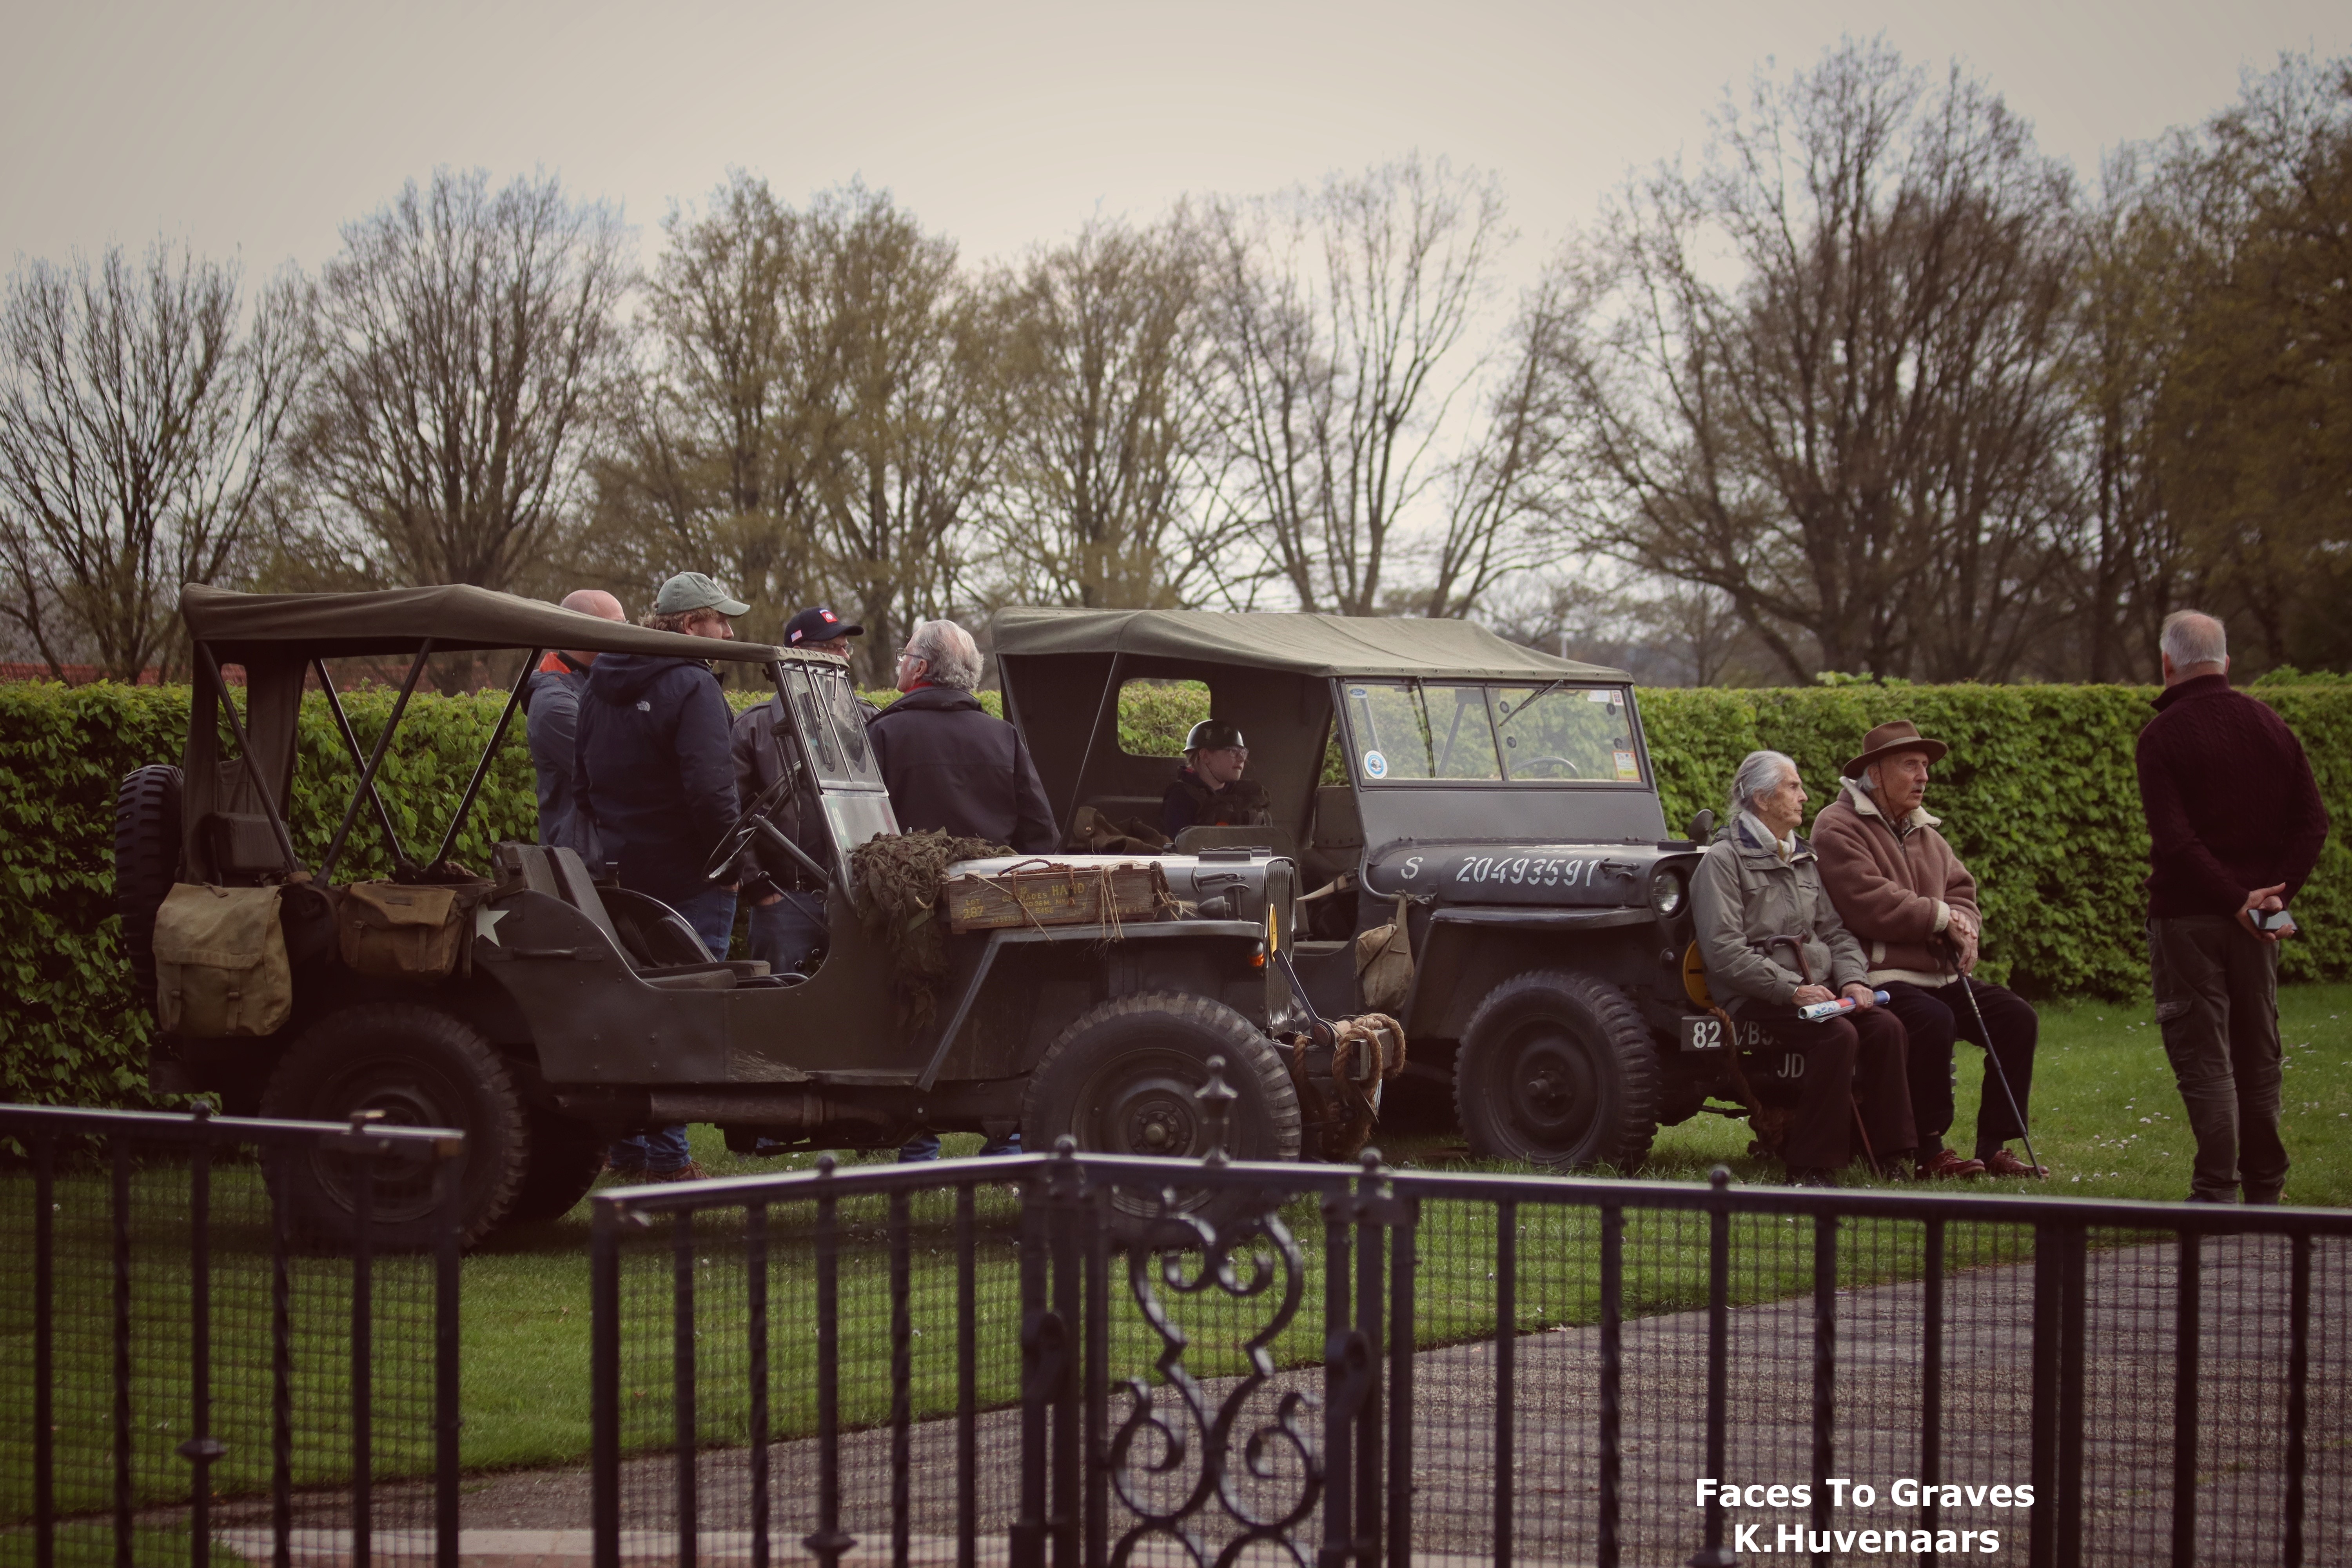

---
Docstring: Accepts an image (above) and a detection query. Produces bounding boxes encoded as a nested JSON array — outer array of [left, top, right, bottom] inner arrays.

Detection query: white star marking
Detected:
[[475, 906, 509, 946]]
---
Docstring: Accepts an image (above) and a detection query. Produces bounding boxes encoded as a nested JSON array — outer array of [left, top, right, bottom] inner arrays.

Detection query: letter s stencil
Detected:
[[1400, 855, 1423, 881]]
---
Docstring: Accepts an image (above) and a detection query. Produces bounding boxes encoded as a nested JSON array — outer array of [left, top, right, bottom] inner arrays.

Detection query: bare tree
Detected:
[[2062, 150, 2193, 681], [1549, 41, 2082, 681], [1417, 274, 1577, 617], [793, 185, 997, 687], [294, 169, 630, 597], [1199, 156, 1509, 614], [0, 241, 308, 679], [979, 217, 1221, 608], [586, 172, 820, 642], [2143, 53, 2352, 670]]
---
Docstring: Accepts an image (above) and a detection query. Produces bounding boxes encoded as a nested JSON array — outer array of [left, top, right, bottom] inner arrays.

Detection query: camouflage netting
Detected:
[[848, 829, 1011, 1027]]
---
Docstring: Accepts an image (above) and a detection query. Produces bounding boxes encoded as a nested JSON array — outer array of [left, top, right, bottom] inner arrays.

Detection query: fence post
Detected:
[[1598, 1203, 1622, 1568], [186, 1112, 215, 1568], [33, 1131, 54, 1568], [1811, 1210, 1837, 1568], [435, 1147, 463, 1568], [807, 1158, 854, 1568], [672, 1206, 699, 1568], [2171, 1229, 2201, 1568], [590, 1198, 622, 1568], [1688, 1166, 1735, 1568], [2285, 1232, 2310, 1568]]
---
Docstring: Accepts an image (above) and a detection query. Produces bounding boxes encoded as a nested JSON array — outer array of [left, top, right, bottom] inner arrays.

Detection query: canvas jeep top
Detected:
[[118, 585, 1367, 1249], [993, 607, 1754, 1172]]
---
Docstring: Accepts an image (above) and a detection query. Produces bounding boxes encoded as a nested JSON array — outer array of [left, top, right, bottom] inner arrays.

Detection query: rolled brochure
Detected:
[[1798, 989, 1892, 1022]]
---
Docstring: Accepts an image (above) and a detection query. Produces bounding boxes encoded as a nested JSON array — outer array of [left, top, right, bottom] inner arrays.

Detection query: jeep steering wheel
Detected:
[[703, 771, 796, 884], [1517, 755, 1583, 779]]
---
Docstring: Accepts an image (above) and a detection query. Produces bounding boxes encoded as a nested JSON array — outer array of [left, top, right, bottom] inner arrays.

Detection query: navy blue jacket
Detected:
[[575, 653, 740, 906], [867, 685, 1056, 853]]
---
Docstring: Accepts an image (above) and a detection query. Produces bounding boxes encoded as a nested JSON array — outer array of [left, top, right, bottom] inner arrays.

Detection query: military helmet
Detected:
[[1184, 719, 1246, 753]]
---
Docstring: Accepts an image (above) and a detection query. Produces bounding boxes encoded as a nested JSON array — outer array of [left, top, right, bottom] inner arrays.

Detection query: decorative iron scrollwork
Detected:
[[1106, 1184, 1322, 1567]]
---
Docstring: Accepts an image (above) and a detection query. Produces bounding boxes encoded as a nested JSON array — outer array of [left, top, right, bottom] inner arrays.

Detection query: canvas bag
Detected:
[[152, 884, 292, 1037], [1354, 892, 1415, 1015], [336, 880, 487, 979]]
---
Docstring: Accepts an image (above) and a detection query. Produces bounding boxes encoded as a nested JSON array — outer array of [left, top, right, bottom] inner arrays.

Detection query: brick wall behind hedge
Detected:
[[5, 679, 2343, 1108]]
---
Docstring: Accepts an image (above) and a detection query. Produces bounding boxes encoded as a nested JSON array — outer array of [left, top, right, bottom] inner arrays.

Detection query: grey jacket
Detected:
[[1690, 811, 1868, 1006], [524, 661, 601, 866]]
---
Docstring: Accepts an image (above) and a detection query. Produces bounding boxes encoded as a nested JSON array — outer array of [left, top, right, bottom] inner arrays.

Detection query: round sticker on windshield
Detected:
[[1362, 749, 1388, 780], [1348, 687, 1368, 699]]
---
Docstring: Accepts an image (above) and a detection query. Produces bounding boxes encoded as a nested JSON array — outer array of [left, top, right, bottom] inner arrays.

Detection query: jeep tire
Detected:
[[1454, 969, 1659, 1171], [260, 1004, 530, 1249], [113, 764, 183, 1018], [1022, 992, 1301, 1244], [506, 1105, 606, 1225]]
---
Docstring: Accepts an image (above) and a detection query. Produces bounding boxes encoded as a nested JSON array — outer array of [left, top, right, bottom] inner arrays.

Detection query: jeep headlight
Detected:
[[1648, 866, 1686, 917]]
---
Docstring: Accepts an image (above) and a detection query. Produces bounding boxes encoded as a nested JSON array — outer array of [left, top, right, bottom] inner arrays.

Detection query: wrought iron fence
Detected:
[[0, 1103, 465, 1568], [593, 1127, 2351, 1568]]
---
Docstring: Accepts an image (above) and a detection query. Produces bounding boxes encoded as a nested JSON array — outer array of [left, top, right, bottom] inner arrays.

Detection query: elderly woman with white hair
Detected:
[[866, 618, 1056, 854], [1689, 750, 1918, 1185]]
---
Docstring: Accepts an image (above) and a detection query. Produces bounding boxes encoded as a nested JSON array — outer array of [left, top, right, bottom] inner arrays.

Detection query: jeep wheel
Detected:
[[506, 1106, 606, 1225], [1454, 970, 1659, 1171], [260, 1004, 530, 1249], [114, 764, 183, 1018], [1022, 993, 1301, 1245]]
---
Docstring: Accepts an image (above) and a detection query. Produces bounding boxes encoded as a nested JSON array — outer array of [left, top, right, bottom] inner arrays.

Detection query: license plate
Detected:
[[1679, 1014, 1773, 1053]]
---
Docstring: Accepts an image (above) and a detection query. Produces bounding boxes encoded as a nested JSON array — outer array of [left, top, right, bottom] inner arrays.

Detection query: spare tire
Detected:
[[114, 764, 184, 1017]]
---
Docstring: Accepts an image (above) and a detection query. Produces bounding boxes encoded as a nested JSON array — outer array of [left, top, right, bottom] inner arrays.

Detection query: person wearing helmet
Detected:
[[1163, 719, 1273, 837]]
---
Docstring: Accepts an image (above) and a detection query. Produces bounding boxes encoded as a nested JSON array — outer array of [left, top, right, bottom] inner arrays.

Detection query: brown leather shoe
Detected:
[[1980, 1148, 2047, 1178], [652, 1161, 709, 1183], [1915, 1147, 1986, 1180]]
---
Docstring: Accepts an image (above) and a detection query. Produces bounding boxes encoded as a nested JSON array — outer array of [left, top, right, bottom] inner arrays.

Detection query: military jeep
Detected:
[[116, 586, 1345, 1247], [994, 607, 1754, 1171]]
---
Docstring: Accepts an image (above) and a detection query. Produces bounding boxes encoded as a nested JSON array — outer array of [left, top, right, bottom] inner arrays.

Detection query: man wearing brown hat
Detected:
[[1813, 721, 2045, 1178]]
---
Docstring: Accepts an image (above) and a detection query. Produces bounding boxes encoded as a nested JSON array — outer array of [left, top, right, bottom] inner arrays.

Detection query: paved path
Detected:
[[207, 1234, 2349, 1566]]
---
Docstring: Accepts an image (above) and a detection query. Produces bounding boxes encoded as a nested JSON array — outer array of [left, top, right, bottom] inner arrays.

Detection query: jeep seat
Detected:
[[1301, 786, 1363, 884], [497, 844, 768, 988]]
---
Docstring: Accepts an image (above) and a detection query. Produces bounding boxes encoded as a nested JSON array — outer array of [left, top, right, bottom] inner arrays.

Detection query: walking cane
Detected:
[[1943, 932, 2046, 1179]]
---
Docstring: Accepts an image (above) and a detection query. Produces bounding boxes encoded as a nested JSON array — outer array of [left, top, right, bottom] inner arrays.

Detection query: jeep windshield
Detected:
[[1341, 680, 1645, 786]]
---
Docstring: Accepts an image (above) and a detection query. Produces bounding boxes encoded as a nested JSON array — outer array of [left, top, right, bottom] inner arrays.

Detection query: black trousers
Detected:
[[1745, 1003, 1917, 1171], [1881, 978, 2039, 1154], [2148, 916, 2287, 1203]]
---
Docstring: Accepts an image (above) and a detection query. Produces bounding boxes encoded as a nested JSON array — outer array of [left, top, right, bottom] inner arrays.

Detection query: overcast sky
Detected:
[[5, 0, 2346, 285]]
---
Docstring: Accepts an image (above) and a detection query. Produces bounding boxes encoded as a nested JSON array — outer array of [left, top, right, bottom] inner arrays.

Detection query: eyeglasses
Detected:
[[897, 650, 924, 666]]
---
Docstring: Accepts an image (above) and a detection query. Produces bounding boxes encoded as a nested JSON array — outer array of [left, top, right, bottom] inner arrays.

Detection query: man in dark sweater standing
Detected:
[[2138, 610, 2330, 1203]]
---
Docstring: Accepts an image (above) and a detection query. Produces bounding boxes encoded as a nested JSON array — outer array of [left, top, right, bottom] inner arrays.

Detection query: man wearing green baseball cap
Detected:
[[576, 570, 753, 1181], [648, 570, 751, 625]]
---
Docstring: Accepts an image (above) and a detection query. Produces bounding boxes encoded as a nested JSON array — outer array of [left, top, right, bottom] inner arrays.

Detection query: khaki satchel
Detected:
[[152, 884, 292, 1038], [1353, 893, 1415, 1015], [336, 880, 488, 979]]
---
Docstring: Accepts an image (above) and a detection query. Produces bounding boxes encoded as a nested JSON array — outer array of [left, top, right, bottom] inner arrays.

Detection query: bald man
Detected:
[[526, 589, 629, 865]]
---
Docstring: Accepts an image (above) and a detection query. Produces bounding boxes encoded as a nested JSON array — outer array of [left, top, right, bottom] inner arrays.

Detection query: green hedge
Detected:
[[5, 678, 2345, 1109]]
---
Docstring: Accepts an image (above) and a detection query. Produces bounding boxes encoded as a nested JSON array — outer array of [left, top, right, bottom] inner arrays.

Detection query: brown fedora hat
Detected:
[[1842, 719, 1949, 779]]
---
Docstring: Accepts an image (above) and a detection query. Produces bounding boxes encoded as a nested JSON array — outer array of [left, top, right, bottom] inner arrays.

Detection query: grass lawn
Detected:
[[10, 984, 2347, 1510]]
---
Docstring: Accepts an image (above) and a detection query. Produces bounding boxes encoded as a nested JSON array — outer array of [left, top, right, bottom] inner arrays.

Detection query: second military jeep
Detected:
[[994, 608, 1765, 1171], [118, 586, 1343, 1247]]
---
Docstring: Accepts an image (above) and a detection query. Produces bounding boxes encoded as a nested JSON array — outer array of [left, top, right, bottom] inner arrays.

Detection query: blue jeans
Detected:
[[671, 884, 740, 960], [611, 884, 736, 1173], [898, 1131, 1022, 1162], [610, 1123, 691, 1175], [749, 891, 828, 975]]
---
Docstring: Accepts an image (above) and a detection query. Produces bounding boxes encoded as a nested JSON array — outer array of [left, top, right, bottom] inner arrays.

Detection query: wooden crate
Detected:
[[943, 861, 1168, 933]]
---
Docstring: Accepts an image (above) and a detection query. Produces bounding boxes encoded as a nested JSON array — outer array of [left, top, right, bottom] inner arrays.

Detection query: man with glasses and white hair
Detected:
[[1690, 750, 1919, 1186], [869, 617, 1052, 1162], [2138, 610, 2329, 1203], [867, 618, 1055, 854]]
